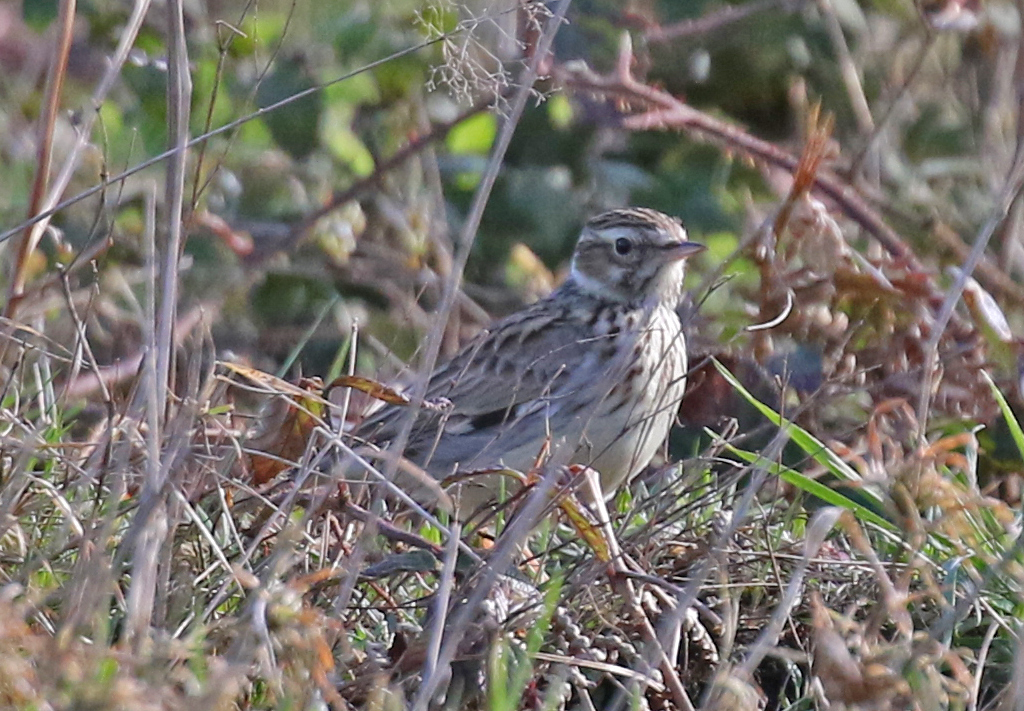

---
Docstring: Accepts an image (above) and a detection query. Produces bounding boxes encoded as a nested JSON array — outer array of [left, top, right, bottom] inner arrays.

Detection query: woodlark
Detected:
[[357, 207, 704, 513]]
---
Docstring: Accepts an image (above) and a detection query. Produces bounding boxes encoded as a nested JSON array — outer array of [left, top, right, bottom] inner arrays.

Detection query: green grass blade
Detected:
[[722, 443, 896, 532], [713, 359, 866, 484], [982, 369, 1024, 461]]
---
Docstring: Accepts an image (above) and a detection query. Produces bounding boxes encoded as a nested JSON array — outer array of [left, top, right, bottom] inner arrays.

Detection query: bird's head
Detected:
[[570, 207, 705, 306]]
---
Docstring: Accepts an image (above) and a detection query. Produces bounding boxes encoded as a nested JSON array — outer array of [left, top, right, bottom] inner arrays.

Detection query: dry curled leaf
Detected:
[[553, 465, 614, 563], [229, 370, 327, 486], [328, 375, 453, 414], [221, 361, 331, 406], [328, 375, 412, 406]]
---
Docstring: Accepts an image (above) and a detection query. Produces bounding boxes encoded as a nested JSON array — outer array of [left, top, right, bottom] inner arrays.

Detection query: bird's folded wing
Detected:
[[357, 301, 612, 443]]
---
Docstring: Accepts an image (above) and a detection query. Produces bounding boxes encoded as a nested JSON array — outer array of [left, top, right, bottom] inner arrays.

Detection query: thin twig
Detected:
[[915, 165, 1024, 428], [125, 175, 160, 648], [155, 0, 192, 421], [339, 500, 443, 556], [56, 268, 113, 407], [913, 28, 1024, 440], [62, 304, 210, 400], [644, 0, 799, 44], [421, 518, 461, 684], [5, 0, 151, 319], [588, 467, 694, 711], [816, 0, 873, 136], [124, 0, 191, 652], [188, 0, 297, 215], [737, 507, 843, 677], [931, 220, 1024, 306], [848, 32, 936, 178], [968, 621, 1000, 711], [409, 3, 572, 708], [288, 96, 498, 246], [4, 0, 77, 319]]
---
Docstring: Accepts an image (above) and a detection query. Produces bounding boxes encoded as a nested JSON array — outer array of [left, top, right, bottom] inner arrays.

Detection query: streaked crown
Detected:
[[569, 207, 704, 305]]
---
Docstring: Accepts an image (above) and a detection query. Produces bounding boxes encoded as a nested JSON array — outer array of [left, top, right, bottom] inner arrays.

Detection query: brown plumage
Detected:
[[357, 207, 704, 513]]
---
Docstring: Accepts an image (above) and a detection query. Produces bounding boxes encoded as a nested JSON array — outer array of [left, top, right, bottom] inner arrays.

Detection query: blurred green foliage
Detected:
[[3, 2, 1024, 709], [0, 0, 1016, 400]]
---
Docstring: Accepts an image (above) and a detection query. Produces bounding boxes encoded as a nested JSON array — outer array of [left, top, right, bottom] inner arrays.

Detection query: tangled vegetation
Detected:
[[1, 0, 1024, 709]]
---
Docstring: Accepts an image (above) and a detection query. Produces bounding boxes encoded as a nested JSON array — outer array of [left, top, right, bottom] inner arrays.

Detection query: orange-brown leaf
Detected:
[[222, 361, 330, 406], [235, 371, 328, 486], [328, 375, 411, 406]]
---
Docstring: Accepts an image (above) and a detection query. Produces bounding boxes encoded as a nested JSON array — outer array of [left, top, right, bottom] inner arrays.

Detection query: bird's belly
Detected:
[[578, 357, 687, 492], [564, 313, 688, 494], [441, 386, 680, 511]]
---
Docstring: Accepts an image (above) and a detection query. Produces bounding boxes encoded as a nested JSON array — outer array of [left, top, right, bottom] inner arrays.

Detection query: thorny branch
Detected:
[[554, 34, 926, 274]]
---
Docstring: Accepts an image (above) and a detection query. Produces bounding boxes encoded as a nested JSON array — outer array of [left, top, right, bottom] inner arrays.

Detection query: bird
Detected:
[[355, 207, 705, 514]]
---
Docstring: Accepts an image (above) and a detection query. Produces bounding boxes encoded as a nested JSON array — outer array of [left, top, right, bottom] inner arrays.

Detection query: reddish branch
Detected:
[[4, 0, 77, 320], [553, 37, 927, 275], [644, 0, 802, 44]]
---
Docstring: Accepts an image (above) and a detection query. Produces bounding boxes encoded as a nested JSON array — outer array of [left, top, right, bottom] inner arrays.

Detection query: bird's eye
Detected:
[[613, 238, 632, 255]]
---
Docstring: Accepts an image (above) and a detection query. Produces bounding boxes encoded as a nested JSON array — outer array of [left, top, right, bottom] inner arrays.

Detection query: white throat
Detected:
[[568, 260, 608, 297]]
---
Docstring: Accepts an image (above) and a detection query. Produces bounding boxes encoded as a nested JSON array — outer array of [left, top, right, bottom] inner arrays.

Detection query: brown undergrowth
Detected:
[[2, 1, 1024, 709]]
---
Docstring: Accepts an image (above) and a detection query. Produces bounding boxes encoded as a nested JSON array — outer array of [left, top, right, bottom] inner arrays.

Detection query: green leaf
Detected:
[[334, 18, 378, 60], [713, 358, 863, 483], [983, 369, 1024, 462], [23, 0, 58, 30], [446, 112, 497, 156], [722, 442, 897, 532], [547, 94, 574, 129], [323, 72, 380, 107], [418, 3, 459, 36], [324, 119, 375, 177], [256, 55, 322, 160], [703, 231, 740, 262]]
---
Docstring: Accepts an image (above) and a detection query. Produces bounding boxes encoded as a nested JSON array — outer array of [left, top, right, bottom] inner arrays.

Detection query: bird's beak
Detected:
[[661, 241, 706, 262]]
